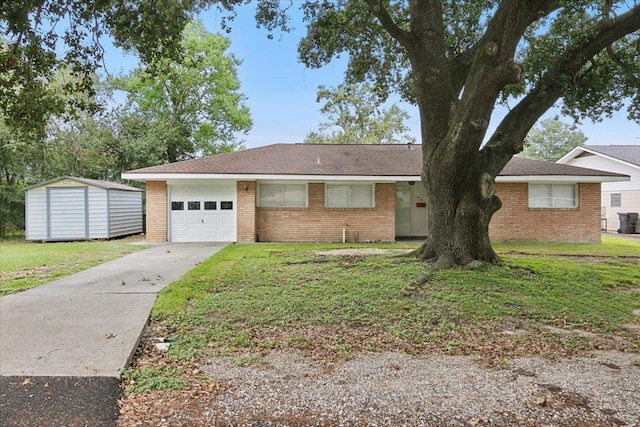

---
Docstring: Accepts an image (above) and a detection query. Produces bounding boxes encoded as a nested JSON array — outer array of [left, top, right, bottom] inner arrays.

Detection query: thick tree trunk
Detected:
[[412, 148, 502, 266]]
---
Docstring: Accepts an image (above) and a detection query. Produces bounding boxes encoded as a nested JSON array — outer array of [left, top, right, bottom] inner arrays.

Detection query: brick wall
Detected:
[[256, 182, 395, 242], [489, 182, 601, 243], [145, 181, 167, 242], [237, 181, 257, 242]]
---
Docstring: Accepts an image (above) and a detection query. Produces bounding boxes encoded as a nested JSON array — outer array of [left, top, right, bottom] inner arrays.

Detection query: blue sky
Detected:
[[102, 4, 639, 149]]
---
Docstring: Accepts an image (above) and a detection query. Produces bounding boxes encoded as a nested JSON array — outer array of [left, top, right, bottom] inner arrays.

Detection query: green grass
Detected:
[[149, 239, 640, 371], [120, 366, 186, 393], [0, 234, 149, 295]]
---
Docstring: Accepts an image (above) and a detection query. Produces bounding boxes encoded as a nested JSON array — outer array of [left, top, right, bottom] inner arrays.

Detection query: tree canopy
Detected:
[[304, 83, 416, 144], [0, 0, 202, 135]]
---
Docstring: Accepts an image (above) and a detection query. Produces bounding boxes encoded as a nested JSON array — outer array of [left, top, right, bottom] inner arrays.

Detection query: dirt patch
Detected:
[[315, 248, 414, 257]]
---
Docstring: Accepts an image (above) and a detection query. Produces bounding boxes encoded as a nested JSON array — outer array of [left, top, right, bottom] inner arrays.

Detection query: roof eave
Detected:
[[496, 175, 629, 183], [123, 172, 628, 183], [121, 173, 424, 182], [557, 146, 640, 170], [556, 146, 585, 164]]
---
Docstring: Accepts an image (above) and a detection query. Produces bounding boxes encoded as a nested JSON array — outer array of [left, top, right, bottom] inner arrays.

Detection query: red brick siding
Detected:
[[256, 182, 395, 242], [490, 182, 601, 243], [145, 181, 167, 242], [237, 181, 257, 242]]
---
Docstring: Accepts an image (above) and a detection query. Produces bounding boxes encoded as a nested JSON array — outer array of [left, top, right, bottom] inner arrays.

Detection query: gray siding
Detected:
[[88, 189, 109, 239], [25, 189, 47, 240], [108, 190, 143, 237], [25, 178, 142, 241]]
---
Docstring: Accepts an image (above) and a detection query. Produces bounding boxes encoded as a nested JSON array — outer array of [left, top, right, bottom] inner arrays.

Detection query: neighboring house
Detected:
[[122, 144, 627, 244], [557, 145, 640, 232], [25, 176, 143, 241]]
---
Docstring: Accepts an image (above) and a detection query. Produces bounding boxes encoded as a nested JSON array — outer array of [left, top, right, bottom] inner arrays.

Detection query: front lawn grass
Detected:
[[0, 234, 149, 295], [148, 239, 640, 370]]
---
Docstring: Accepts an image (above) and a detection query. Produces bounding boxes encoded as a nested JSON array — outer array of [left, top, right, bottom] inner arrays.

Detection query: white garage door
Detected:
[[170, 185, 236, 242]]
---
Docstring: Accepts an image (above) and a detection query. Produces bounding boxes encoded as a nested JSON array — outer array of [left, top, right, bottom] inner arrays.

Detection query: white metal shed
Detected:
[[25, 176, 143, 241]]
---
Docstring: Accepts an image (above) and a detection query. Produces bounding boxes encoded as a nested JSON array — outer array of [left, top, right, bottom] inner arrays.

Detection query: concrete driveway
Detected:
[[0, 242, 227, 377]]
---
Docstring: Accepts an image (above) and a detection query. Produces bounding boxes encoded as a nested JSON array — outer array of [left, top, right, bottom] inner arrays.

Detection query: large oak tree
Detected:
[[290, 0, 640, 266], [2, 1, 640, 265]]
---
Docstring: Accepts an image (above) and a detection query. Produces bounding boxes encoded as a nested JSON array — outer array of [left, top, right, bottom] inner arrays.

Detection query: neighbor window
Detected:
[[529, 184, 578, 208], [258, 183, 307, 207], [326, 184, 374, 208], [611, 193, 621, 208]]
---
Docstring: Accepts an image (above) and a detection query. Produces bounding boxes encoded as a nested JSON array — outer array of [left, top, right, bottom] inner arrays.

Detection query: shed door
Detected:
[[170, 185, 236, 242], [48, 187, 88, 240]]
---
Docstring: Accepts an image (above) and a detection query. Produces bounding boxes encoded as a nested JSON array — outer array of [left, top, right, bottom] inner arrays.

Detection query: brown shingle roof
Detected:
[[124, 143, 625, 178], [503, 156, 623, 177]]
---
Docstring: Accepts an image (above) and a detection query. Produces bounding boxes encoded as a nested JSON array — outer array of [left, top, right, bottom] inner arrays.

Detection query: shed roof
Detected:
[[25, 176, 142, 192], [123, 143, 627, 181]]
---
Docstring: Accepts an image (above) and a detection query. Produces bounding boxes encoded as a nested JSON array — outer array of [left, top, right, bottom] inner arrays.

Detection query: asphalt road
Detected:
[[0, 376, 120, 427]]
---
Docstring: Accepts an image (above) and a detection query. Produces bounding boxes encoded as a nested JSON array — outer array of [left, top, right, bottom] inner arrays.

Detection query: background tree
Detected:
[[521, 118, 588, 161], [40, 108, 168, 182], [0, 121, 29, 237], [113, 21, 252, 162], [304, 83, 416, 144]]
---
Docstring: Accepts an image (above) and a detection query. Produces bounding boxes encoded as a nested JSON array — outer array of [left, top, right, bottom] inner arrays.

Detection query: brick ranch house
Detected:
[[121, 143, 628, 244]]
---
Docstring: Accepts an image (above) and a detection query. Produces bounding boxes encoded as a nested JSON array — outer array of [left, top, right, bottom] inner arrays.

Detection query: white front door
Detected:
[[170, 185, 236, 242], [395, 182, 429, 237]]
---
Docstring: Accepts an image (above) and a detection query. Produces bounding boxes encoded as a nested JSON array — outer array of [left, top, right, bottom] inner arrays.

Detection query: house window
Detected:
[[258, 183, 307, 207], [529, 184, 578, 208], [326, 184, 374, 208], [188, 201, 201, 210], [611, 193, 621, 208], [220, 201, 233, 210], [171, 201, 184, 211], [204, 201, 217, 210]]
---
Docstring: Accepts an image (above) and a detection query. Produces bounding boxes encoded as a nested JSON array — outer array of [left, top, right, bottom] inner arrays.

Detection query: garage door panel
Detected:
[[170, 184, 236, 242], [219, 214, 234, 225]]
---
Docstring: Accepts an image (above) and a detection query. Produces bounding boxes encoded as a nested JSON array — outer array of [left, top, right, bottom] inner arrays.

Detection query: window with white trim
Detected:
[[258, 183, 307, 207], [528, 184, 578, 208], [326, 184, 374, 208], [611, 193, 621, 208]]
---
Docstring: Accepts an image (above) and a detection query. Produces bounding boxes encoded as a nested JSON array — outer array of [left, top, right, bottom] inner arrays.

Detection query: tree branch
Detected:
[[606, 45, 640, 88], [362, 0, 413, 50], [481, 4, 640, 176], [448, 47, 476, 97]]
